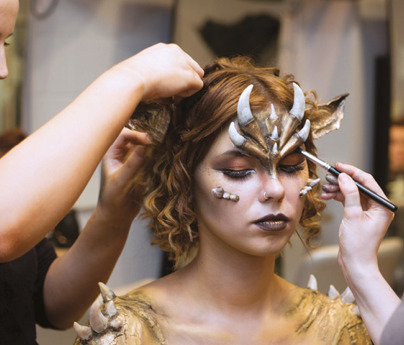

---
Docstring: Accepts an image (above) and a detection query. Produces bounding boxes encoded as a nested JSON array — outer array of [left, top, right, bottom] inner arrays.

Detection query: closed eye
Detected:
[[221, 169, 256, 181], [279, 162, 305, 174]]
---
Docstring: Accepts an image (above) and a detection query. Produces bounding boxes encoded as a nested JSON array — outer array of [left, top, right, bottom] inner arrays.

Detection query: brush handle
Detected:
[[328, 166, 397, 212]]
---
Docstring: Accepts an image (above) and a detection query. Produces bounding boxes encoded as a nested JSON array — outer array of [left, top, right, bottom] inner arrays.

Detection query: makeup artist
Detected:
[[322, 162, 401, 345], [0, 0, 203, 262], [0, 0, 204, 343]]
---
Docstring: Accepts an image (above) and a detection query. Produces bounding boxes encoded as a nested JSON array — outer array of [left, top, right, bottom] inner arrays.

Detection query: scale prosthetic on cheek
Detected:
[[211, 82, 348, 202]]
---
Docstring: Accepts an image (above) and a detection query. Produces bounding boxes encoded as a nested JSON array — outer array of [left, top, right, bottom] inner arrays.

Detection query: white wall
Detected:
[[24, 0, 174, 288]]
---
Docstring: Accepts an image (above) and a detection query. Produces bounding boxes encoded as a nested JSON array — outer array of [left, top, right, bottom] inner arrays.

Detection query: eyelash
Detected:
[[4, 42, 10, 47], [221, 169, 255, 181], [279, 163, 305, 174], [221, 161, 305, 180]]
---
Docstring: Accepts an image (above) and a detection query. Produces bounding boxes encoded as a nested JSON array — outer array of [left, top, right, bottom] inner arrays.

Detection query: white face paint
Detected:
[[193, 129, 309, 257]]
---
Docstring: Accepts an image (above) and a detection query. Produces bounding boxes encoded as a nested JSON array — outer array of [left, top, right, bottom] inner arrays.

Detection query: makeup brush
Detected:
[[298, 148, 397, 212]]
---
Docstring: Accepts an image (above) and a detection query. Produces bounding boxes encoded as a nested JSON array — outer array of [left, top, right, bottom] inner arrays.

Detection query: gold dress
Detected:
[[73, 282, 372, 345]]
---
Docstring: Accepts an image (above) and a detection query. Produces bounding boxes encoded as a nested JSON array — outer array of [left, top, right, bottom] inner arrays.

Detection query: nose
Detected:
[[0, 47, 9, 79], [259, 176, 285, 203]]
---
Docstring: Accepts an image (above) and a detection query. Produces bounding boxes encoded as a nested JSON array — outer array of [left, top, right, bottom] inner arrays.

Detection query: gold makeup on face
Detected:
[[228, 83, 309, 179]]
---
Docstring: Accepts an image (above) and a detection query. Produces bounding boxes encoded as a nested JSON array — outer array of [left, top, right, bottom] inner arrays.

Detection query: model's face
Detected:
[[0, 0, 19, 79], [194, 128, 309, 257]]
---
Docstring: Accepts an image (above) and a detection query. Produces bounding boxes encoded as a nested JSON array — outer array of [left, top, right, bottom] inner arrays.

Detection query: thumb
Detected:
[[119, 146, 146, 181]]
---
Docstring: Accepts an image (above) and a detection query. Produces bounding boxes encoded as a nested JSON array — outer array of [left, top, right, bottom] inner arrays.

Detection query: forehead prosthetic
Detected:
[[229, 83, 348, 179]]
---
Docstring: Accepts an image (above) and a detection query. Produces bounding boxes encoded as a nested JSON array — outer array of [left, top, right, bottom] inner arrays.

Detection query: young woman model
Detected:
[[0, 0, 204, 262], [74, 57, 372, 344]]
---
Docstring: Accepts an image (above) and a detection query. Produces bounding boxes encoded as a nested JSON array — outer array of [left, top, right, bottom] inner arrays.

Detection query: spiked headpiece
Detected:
[[229, 83, 348, 178]]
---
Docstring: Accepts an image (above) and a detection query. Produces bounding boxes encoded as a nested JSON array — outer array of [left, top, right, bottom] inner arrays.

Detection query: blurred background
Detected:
[[1, 0, 403, 343]]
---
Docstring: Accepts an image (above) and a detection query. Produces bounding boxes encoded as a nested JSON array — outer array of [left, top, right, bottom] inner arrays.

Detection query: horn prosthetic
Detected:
[[229, 83, 310, 178]]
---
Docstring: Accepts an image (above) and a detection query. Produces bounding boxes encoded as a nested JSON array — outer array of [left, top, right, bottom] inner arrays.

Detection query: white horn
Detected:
[[237, 84, 254, 125], [229, 122, 245, 147], [307, 274, 318, 290], [328, 285, 340, 299], [289, 82, 305, 120], [89, 300, 108, 333], [309, 178, 321, 187], [297, 119, 311, 142], [98, 282, 116, 303], [341, 287, 355, 304], [270, 104, 278, 121], [271, 126, 279, 140], [73, 322, 92, 341], [106, 300, 118, 318]]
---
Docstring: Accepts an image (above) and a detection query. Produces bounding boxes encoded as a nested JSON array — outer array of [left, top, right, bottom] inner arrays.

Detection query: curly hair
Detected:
[[140, 56, 327, 266]]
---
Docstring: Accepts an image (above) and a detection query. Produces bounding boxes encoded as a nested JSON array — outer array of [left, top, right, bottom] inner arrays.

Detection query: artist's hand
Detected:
[[321, 162, 394, 277], [114, 43, 204, 103], [97, 128, 152, 223]]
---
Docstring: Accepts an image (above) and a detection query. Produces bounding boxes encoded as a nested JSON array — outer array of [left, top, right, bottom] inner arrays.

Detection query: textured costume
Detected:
[[0, 238, 57, 345], [73, 280, 371, 344]]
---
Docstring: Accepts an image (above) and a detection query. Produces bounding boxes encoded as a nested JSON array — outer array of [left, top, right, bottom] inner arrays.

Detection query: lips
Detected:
[[253, 213, 290, 231]]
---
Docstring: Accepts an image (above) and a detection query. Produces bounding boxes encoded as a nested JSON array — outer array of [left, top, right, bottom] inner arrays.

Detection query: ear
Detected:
[[309, 93, 349, 139]]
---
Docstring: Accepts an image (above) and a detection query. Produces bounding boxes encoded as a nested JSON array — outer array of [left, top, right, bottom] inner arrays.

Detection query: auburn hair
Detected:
[[140, 56, 326, 266]]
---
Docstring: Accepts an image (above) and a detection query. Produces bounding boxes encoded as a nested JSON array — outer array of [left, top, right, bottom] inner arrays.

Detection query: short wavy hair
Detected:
[[141, 57, 326, 266]]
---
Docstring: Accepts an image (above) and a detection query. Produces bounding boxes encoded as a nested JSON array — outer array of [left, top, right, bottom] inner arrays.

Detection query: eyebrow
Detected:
[[219, 149, 247, 158]]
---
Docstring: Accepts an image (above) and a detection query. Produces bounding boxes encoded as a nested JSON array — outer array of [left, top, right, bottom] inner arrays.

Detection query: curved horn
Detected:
[[106, 300, 118, 318], [289, 82, 305, 120], [229, 122, 245, 147], [297, 119, 311, 142], [237, 84, 254, 125], [89, 301, 108, 333], [98, 282, 116, 303], [73, 322, 92, 341], [307, 274, 318, 290]]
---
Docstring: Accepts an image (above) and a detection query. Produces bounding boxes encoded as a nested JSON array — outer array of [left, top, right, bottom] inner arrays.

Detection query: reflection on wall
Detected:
[[173, 0, 283, 67], [199, 13, 280, 65]]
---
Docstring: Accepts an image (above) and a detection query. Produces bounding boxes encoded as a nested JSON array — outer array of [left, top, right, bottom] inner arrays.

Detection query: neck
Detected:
[[182, 242, 284, 314]]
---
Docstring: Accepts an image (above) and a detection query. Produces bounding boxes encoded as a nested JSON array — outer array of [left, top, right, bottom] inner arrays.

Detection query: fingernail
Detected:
[[325, 174, 338, 185]]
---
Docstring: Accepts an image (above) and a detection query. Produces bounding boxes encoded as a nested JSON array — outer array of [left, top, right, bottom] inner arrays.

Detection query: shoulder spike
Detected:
[[341, 287, 355, 304], [328, 285, 340, 299], [98, 282, 116, 303], [106, 300, 118, 318], [289, 83, 305, 120], [307, 274, 318, 290], [89, 300, 108, 333], [73, 322, 92, 341], [110, 318, 123, 330]]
